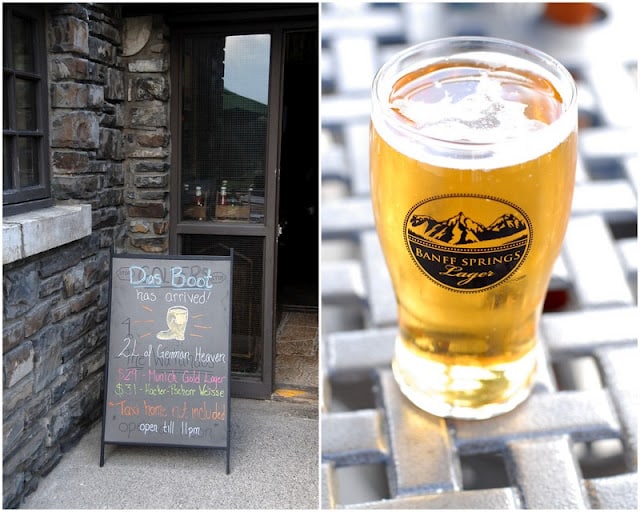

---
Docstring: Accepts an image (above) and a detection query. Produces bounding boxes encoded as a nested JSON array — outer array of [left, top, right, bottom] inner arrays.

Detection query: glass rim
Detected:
[[371, 36, 578, 167]]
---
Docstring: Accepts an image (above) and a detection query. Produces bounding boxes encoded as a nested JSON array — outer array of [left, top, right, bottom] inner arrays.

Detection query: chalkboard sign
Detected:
[[100, 253, 233, 473]]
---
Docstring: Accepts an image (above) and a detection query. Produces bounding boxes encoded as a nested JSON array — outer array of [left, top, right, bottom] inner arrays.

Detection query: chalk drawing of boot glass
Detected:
[[157, 306, 189, 341]]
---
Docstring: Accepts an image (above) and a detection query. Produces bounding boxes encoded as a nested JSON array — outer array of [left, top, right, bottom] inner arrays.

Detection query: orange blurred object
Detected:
[[544, 3, 598, 25]]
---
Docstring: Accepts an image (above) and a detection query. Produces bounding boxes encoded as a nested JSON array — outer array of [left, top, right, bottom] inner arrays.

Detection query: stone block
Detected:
[[129, 101, 167, 128], [130, 160, 170, 173], [24, 300, 51, 338], [62, 265, 85, 298], [51, 111, 99, 149], [23, 386, 50, 427], [3, 223, 23, 264], [3, 320, 24, 353], [2, 472, 25, 509], [129, 220, 151, 233], [150, 42, 167, 54], [2, 423, 47, 476], [153, 221, 168, 235], [3, 410, 26, 457], [69, 287, 100, 314], [63, 309, 97, 342], [83, 254, 109, 288], [3, 342, 34, 388], [96, 189, 125, 209], [105, 162, 125, 187], [92, 206, 122, 230], [32, 325, 63, 393], [50, 16, 89, 55], [39, 244, 82, 278], [51, 82, 86, 108], [90, 3, 121, 20], [49, 56, 89, 81], [100, 112, 117, 128], [3, 264, 39, 320], [128, 57, 168, 73], [2, 375, 33, 417], [53, 175, 102, 200], [77, 231, 102, 259], [44, 403, 73, 448], [135, 174, 168, 188], [39, 274, 64, 298], [52, 150, 90, 174], [49, 3, 89, 20], [98, 128, 124, 160], [10, 206, 92, 265], [87, 160, 109, 174], [105, 67, 125, 102], [80, 350, 105, 379], [98, 281, 111, 310], [136, 130, 169, 148], [129, 147, 169, 159], [89, 35, 117, 66], [114, 102, 125, 127], [128, 76, 169, 101], [4, 206, 92, 266], [138, 190, 168, 201], [49, 361, 78, 406], [61, 328, 101, 367], [89, 19, 121, 45], [49, 303, 71, 324], [88, 61, 106, 84], [129, 235, 169, 253], [50, 82, 103, 109], [88, 84, 105, 108], [127, 202, 166, 218]]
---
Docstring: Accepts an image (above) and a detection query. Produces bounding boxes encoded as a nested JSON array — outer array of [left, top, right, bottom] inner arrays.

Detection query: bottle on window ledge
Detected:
[[183, 183, 190, 208], [195, 185, 205, 220], [218, 180, 228, 205]]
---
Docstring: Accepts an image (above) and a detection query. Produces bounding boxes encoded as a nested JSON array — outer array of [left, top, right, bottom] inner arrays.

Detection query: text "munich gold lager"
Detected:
[[370, 37, 577, 419]]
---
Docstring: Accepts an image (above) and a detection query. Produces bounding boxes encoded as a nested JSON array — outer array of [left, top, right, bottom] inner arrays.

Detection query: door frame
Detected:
[[167, 6, 317, 399]]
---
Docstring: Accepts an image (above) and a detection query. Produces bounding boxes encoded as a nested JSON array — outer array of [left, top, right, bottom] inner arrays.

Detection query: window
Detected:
[[3, 4, 52, 216], [180, 34, 270, 224]]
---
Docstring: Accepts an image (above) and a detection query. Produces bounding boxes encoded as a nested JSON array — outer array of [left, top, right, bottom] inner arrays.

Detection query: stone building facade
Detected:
[[3, 4, 172, 507]]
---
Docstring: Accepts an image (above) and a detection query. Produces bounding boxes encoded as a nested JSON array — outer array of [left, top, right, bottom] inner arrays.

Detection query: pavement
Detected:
[[20, 397, 319, 510]]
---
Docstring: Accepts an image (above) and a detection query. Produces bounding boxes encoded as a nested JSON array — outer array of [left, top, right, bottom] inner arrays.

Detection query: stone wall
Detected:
[[122, 15, 171, 253], [2, 4, 172, 507]]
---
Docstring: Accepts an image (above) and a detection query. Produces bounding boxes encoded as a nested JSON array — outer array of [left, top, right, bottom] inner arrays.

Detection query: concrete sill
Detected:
[[3, 204, 92, 265]]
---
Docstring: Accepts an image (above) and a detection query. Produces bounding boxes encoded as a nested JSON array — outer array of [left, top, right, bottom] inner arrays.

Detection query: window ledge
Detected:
[[3, 204, 92, 265]]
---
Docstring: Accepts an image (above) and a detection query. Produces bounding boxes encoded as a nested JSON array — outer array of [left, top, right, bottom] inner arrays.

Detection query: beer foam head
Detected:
[[392, 73, 548, 144], [372, 38, 578, 170]]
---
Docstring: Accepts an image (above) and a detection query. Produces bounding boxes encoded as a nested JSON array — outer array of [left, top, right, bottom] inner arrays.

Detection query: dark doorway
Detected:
[[277, 30, 319, 312], [169, 6, 319, 398]]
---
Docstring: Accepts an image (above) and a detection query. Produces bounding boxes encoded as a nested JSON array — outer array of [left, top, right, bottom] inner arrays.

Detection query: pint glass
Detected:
[[370, 37, 577, 419]]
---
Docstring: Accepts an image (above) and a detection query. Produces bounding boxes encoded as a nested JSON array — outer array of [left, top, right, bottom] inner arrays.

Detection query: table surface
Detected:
[[320, 3, 638, 509]]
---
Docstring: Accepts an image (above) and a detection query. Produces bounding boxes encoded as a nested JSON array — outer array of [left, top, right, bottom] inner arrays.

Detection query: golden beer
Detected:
[[370, 38, 577, 419]]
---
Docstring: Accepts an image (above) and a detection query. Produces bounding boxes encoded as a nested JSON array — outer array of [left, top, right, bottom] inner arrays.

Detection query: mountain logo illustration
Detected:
[[415, 211, 527, 245], [404, 195, 532, 292]]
